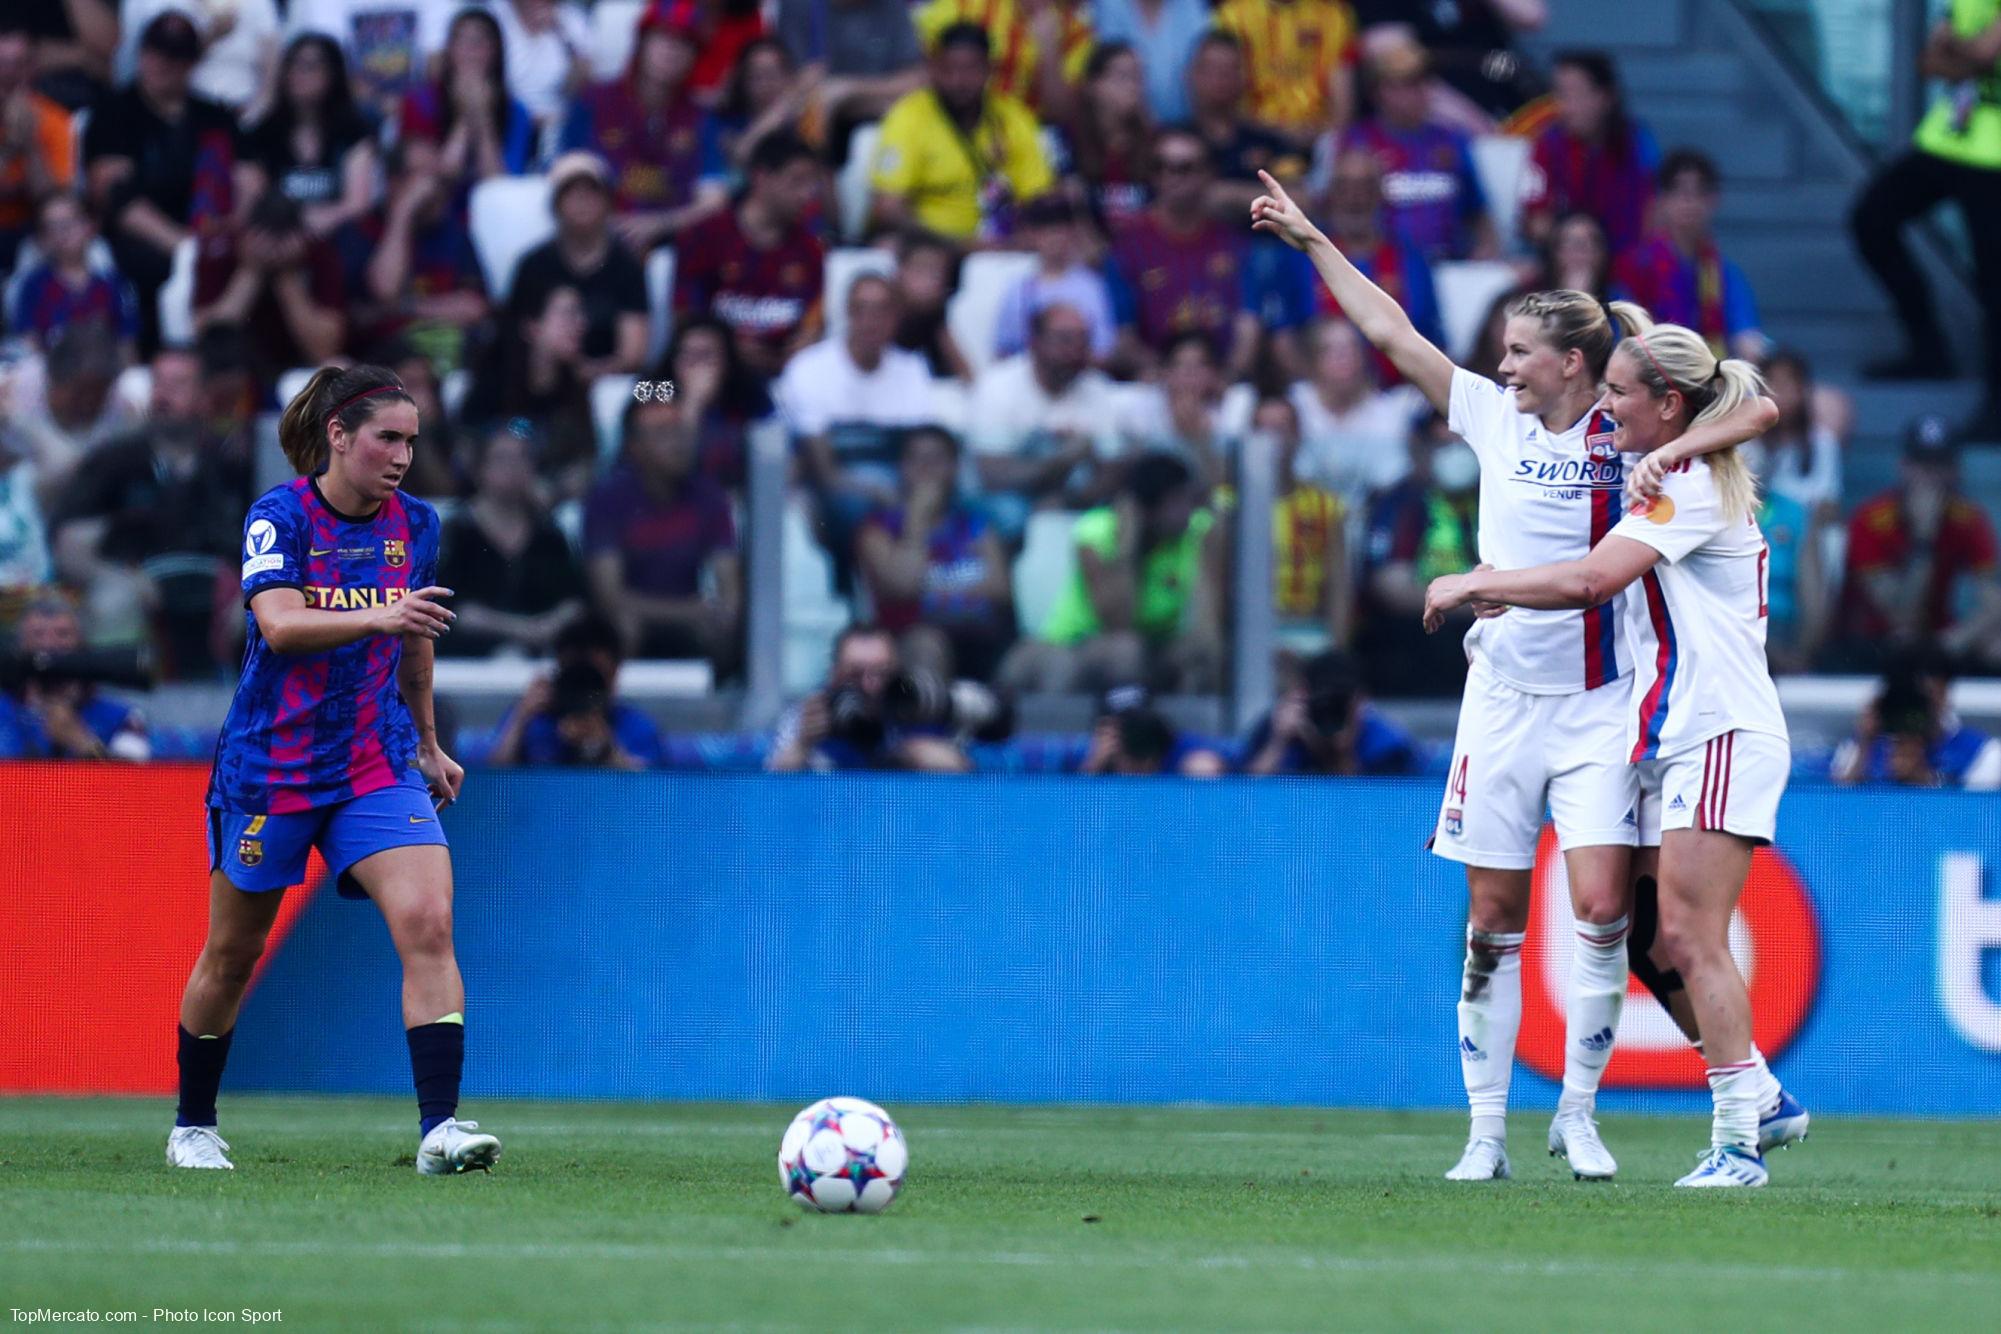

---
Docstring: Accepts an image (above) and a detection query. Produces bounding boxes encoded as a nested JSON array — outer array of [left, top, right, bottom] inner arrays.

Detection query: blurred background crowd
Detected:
[[0, 0, 1998, 789]]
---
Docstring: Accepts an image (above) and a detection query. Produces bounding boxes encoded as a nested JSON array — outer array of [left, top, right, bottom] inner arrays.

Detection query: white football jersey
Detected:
[[1448, 369, 1628, 695], [1610, 457, 1789, 762]]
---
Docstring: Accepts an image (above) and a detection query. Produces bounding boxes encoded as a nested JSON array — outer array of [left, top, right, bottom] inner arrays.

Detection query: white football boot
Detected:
[[166, 1126, 234, 1170], [1674, 1145, 1768, 1188], [417, 1118, 502, 1175], [1444, 1136, 1512, 1181], [1548, 1109, 1617, 1181]]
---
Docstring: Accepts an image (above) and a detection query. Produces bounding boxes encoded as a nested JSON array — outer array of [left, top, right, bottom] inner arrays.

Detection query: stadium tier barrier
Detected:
[[6, 765, 1998, 1115]]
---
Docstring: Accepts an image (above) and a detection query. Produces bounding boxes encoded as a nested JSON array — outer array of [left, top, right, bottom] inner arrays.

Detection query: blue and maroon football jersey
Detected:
[[672, 207, 826, 355], [209, 477, 440, 815], [1339, 120, 1487, 262]]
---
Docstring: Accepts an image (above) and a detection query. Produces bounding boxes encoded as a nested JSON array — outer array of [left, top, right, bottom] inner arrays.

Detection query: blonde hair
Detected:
[[1616, 322, 1764, 522], [277, 364, 412, 476], [1504, 289, 1653, 380]]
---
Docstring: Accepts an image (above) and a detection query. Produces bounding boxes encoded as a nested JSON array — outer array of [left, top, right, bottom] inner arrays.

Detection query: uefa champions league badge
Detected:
[[632, 380, 678, 403]]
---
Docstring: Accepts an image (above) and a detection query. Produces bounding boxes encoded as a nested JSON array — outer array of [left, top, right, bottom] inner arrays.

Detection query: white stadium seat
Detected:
[[157, 237, 196, 347], [275, 367, 314, 415], [1433, 260, 1522, 364], [839, 122, 881, 242], [592, 375, 638, 463], [1471, 135, 1531, 252], [947, 250, 1038, 377], [782, 497, 852, 695], [112, 364, 151, 417], [1013, 510, 1080, 638], [590, 0, 645, 80], [468, 176, 555, 300], [823, 245, 897, 346], [925, 377, 970, 434], [648, 246, 677, 364]]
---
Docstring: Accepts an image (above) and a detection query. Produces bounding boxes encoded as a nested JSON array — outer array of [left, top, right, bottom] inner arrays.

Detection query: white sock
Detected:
[[1558, 915, 1629, 1115], [1457, 928, 1524, 1143], [1707, 1060, 1761, 1151], [1750, 1045, 1782, 1118]]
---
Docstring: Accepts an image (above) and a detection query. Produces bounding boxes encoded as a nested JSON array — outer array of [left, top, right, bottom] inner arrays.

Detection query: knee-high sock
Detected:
[[408, 1013, 465, 1138], [176, 1026, 233, 1129], [1750, 1045, 1783, 1118], [1559, 915, 1630, 1115], [1708, 1060, 1761, 1151], [1457, 928, 1525, 1142]]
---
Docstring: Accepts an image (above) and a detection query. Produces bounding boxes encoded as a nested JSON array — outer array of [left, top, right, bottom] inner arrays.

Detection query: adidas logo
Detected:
[[1460, 1036, 1487, 1062], [1580, 1026, 1616, 1053], [1668, 794, 1688, 813]]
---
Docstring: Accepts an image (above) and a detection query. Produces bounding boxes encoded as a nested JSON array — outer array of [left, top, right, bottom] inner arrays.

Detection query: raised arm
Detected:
[[1422, 536, 1661, 631], [1626, 393, 1781, 499], [1250, 170, 1456, 413]]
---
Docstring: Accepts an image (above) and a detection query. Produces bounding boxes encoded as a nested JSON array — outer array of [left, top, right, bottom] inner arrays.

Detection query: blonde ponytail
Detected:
[[277, 364, 412, 477], [1617, 322, 1766, 522]]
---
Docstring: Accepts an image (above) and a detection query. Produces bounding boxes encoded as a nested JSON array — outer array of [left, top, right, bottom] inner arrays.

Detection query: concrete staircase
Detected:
[[1522, 0, 1994, 508]]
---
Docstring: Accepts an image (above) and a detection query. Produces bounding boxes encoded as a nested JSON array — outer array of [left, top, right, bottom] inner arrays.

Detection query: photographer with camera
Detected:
[[1241, 649, 1421, 778], [1078, 684, 1227, 778], [1831, 649, 2001, 791], [766, 623, 985, 774], [0, 592, 151, 760], [488, 612, 664, 769]]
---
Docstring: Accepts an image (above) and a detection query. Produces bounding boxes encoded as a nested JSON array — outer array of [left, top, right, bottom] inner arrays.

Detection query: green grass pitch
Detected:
[[3, 1098, 1998, 1331]]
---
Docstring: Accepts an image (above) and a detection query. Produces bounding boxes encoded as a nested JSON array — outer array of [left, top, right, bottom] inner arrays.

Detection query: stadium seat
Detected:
[[1013, 510, 1080, 638], [469, 176, 555, 300], [925, 378, 970, 434], [274, 367, 314, 414], [590, 0, 645, 79], [648, 246, 676, 364], [947, 251, 1038, 377], [782, 496, 851, 695], [1471, 135, 1531, 252], [112, 364, 150, 416], [1434, 260, 1521, 363], [838, 123, 881, 242], [441, 367, 469, 419], [823, 245, 897, 346], [593, 374, 637, 462], [157, 237, 196, 347]]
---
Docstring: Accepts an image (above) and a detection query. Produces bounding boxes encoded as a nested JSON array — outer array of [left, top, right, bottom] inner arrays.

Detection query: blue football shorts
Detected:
[[207, 768, 449, 898]]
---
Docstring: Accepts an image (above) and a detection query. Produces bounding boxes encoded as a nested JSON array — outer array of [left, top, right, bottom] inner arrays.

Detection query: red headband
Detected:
[[1631, 334, 1673, 390], [327, 384, 398, 422]]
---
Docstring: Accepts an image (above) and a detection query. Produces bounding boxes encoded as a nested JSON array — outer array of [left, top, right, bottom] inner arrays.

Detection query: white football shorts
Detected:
[[1637, 729, 1790, 847], [1431, 659, 1639, 871]]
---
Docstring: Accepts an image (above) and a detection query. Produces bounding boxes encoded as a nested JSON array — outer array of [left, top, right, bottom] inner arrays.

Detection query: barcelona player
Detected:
[[166, 365, 500, 1175]]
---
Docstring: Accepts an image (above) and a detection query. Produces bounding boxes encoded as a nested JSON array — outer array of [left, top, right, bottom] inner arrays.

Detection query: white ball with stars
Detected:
[[777, 1097, 907, 1214]]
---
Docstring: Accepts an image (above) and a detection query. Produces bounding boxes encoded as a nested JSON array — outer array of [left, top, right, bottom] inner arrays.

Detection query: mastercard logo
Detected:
[[1517, 824, 1822, 1088], [1626, 494, 1677, 524]]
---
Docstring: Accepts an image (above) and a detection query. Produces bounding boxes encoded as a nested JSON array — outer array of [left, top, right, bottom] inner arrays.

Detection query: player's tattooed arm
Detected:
[[1626, 393, 1779, 500], [1422, 537, 1661, 631]]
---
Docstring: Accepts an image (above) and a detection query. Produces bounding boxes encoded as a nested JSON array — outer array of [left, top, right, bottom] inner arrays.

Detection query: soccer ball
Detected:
[[778, 1097, 907, 1214]]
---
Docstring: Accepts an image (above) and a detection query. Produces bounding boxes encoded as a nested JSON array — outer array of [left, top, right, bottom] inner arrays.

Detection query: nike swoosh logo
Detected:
[[408, 815, 432, 825], [309, 548, 333, 557]]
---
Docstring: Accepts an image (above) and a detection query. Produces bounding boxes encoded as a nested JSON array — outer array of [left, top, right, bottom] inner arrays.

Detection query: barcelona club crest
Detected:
[[237, 837, 263, 868], [383, 539, 407, 568]]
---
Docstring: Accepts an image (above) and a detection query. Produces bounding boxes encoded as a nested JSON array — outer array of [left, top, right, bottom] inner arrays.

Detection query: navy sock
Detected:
[[175, 1026, 233, 1128], [408, 1018, 464, 1138]]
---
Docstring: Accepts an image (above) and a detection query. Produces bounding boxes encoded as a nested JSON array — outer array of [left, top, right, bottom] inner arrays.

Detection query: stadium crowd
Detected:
[[0, 0, 1998, 785]]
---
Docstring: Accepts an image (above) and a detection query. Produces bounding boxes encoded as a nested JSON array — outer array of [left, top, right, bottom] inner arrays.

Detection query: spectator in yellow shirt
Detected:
[[1211, 0, 1360, 148], [914, 0, 1096, 119], [869, 22, 1055, 242]]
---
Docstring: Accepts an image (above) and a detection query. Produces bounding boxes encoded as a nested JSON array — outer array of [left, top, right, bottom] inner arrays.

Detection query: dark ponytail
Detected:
[[277, 363, 412, 477]]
